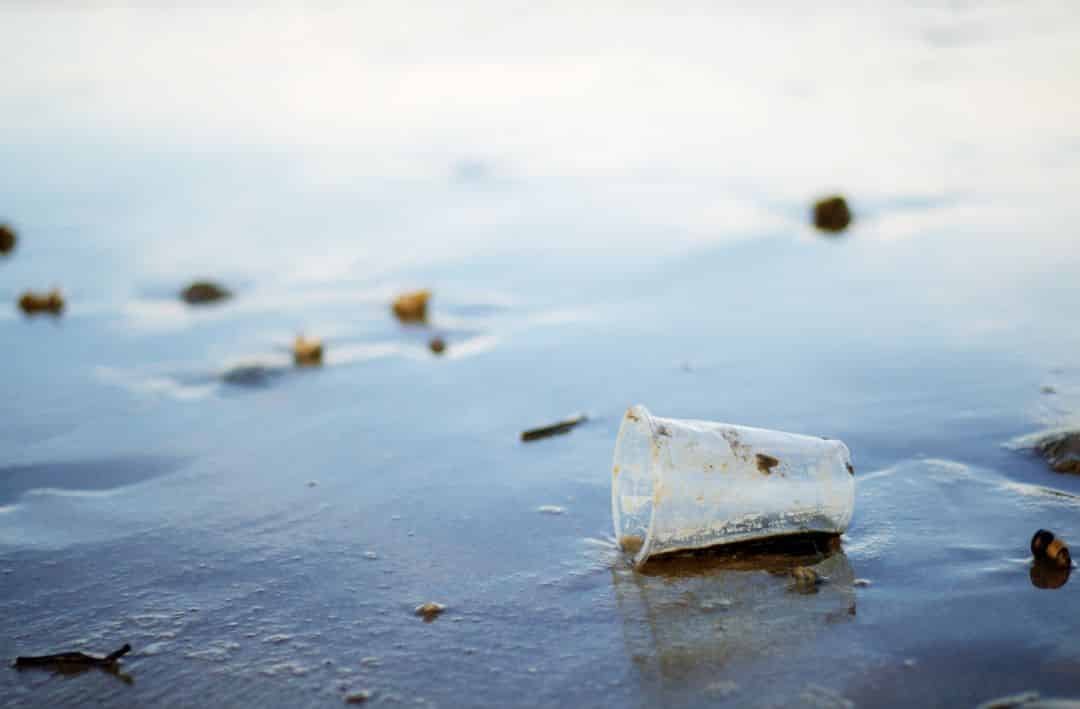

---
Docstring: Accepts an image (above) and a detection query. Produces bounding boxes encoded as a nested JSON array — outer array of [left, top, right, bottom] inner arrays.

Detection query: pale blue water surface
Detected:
[[2, 3, 1080, 707]]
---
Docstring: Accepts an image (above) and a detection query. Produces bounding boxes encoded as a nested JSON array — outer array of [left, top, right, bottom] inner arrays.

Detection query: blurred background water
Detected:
[[2, 2, 1080, 707]]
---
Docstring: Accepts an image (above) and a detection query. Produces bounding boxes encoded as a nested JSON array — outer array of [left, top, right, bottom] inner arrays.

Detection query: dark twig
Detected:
[[14, 643, 131, 668], [521, 414, 588, 442]]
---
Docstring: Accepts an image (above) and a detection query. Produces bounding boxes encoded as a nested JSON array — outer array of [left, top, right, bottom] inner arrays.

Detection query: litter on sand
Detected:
[[521, 414, 587, 442], [612, 405, 854, 568]]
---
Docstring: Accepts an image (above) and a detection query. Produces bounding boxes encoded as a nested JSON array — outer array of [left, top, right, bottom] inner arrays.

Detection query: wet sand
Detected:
[[3, 3, 1080, 707]]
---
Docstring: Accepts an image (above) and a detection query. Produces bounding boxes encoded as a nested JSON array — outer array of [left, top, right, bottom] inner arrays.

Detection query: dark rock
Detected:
[[428, 336, 446, 355], [0, 223, 16, 255], [1031, 529, 1071, 568], [1033, 431, 1080, 474], [180, 281, 231, 305], [812, 195, 852, 233]]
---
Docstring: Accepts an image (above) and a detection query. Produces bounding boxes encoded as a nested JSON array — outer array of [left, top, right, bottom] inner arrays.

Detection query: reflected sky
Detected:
[[2, 2, 1079, 291]]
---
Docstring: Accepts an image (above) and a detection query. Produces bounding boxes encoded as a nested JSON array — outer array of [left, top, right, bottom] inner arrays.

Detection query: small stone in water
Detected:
[[415, 602, 445, 621], [812, 195, 853, 233], [0, 222, 16, 254], [1031, 529, 1071, 568], [344, 689, 372, 704], [428, 336, 446, 355], [853, 578, 872, 588], [619, 535, 644, 554], [1032, 431, 1080, 474], [293, 335, 324, 367], [392, 289, 431, 323], [180, 281, 231, 305]]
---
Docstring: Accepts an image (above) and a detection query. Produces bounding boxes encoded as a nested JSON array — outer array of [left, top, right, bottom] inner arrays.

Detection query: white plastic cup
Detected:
[[612, 405, 855, 567]]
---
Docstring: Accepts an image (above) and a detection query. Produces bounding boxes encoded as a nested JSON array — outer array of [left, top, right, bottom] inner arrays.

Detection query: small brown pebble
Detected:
[[180, 281, 231, 305], [344, 690, 372, 704], [812, 195, 852, 233], [619, 535, 644, 554], [293, 335, 324, 367], [428, 336, 446, 355], [0, 223, 16, 254], [17, 289, 64, 316], [392, 289, 431, 323], [1031, 529, 1071, 568], [414, 602, 445, 621]]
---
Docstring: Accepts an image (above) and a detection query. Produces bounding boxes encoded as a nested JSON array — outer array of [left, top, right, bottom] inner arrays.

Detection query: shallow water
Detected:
[[3, 3, 1080, 707]]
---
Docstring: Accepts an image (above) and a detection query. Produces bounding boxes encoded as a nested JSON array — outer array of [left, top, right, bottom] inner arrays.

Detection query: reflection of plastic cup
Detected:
[[612, 405, 855, 567], [612, 540, 855, 702]]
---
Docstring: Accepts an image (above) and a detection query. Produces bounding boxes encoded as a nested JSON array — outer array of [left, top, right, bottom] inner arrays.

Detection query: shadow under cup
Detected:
[[611, 405, 855, 568]]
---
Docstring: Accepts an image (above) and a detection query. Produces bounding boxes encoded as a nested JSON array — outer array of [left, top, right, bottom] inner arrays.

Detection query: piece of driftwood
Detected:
[[18, 289, 64, 316], [521, 414, 587, 442], [180, 281, 231, 305], [15, 643, 131, 668]]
